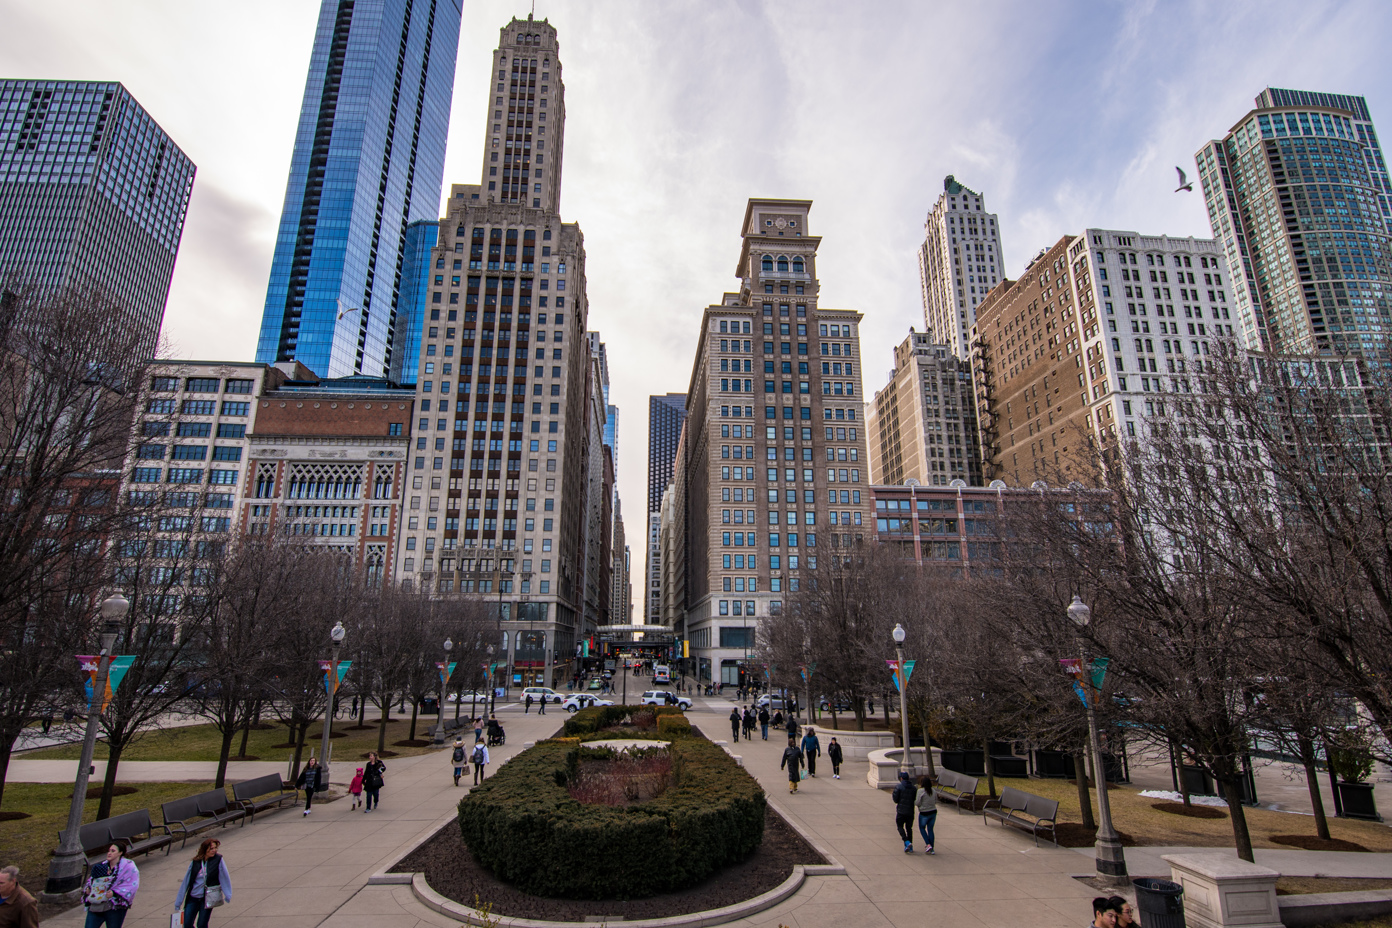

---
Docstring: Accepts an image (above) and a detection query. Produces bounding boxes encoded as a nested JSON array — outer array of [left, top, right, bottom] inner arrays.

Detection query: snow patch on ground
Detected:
[[1139, 789, 1230, 808]]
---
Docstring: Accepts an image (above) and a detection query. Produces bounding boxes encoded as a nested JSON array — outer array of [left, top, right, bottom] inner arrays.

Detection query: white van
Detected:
[[652, 665, 671, 684]]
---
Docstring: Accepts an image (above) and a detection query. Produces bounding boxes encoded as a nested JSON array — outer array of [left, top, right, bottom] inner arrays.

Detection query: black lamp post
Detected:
[[1068, 595, 1127, 883], [319, 621, 346, 783]]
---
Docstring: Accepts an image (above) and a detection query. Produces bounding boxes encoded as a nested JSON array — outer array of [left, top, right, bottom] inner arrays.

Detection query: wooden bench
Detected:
[[68, 809, 172, 866], [931, 768, 980, 813], [162, 789, 245, 848], [982, 786, 1059, 847], [231, 774, 297, 822]]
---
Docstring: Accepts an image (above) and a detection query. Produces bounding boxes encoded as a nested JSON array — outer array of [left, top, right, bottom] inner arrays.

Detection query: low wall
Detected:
[[866, 747, 942, 789], [1278, 890, 1392, 927], [808, 727, 897, 761]]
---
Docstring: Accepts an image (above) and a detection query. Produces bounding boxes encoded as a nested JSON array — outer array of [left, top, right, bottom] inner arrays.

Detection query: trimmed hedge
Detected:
[[458, 721, 765, 898], [656, 714, 692, 736], [561, 704, 682, 737]]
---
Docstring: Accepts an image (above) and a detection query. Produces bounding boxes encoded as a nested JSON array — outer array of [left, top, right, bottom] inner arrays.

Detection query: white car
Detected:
[[448, 690, 492, 704], [562, 694, 615, 712], [521, 686, 564, 704], [640, 690, 692, 710]]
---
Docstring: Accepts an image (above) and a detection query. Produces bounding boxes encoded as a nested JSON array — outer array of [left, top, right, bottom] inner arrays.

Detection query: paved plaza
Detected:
[[12, 695, 1392, 928]]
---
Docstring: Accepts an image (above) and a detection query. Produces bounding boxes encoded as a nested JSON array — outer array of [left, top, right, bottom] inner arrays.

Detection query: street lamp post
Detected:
[[893, 623, 913, 774], [434, 638, 453, 743], [319, 621, 346, 784], [486, 644, 497, 716], [43, 592, 129, 901], [1068, 595, 1127, 884]]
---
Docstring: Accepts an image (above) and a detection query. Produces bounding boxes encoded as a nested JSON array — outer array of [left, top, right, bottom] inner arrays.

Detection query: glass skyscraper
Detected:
[[1197, 87, 1392, 359], [256, 0, 462, 380], [0, 80, 195, 360]]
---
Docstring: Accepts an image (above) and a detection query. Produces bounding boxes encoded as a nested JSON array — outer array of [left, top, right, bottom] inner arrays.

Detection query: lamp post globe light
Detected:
[[42, 592, 129, 901], [434, 637, 453, 743], [1068, 595, 1127, 883], [893, 623, 913, 774], [319, 621, 346, 783]]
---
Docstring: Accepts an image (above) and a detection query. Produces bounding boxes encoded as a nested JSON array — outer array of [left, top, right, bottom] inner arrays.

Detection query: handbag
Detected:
[[204, 887, 225, 908]]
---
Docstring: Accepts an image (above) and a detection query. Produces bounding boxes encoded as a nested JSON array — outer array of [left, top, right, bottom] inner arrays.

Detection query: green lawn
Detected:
[[0, 781, 214, 888], [24, 716, 448, 764]]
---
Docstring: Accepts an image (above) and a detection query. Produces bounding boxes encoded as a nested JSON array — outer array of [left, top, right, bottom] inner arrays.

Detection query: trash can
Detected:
[[1132, 878, 1185, 928]]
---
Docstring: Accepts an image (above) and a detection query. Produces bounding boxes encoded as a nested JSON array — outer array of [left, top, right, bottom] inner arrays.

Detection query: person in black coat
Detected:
[[729, 707, 741, 742], [827, 738, 844, 778], [295, 758, 323, 815], [780, 738, 804, 793], [758, 706, 770, 740], [892, 770, 917, 852], [362, 752, 386, 811]]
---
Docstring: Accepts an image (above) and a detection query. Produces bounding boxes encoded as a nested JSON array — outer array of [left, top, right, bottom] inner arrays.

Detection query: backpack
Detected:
[[472, 745, 486, 763], [452, 746, 465, 763]]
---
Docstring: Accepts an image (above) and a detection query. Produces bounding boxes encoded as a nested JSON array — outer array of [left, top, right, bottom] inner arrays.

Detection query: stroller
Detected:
[[487, 718, 506, 746]]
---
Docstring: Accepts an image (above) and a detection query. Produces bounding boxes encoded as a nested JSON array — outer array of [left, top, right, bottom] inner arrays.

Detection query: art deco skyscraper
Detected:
[[673, 199, 870, 687], [398, 17, 602, 689], [918, 176, 1004, 358], [645, 392, 686, 624], [0, 80, 195, 360], [1197, 88, 1392, 359], [256, 0, 462, 380]]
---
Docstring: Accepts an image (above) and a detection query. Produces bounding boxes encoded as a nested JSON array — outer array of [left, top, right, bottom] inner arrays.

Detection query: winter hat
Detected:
[[356, 767, 363, 773]]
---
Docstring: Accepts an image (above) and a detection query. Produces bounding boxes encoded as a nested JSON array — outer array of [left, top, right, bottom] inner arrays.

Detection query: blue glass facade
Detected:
[[256, 0, 462, 379], [0, 80, 195, 360], [392, 218, 437, 384]]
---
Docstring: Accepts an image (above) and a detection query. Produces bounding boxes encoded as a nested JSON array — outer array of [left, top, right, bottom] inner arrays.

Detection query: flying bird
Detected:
[[337, 299, 361, 320], [1175, 166, 1194, 193]]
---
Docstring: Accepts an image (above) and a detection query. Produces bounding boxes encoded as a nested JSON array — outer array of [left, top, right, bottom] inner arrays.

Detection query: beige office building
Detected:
[[918, 176, 1005, 358]]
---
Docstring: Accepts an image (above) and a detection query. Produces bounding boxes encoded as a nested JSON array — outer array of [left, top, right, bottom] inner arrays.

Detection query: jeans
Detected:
[[761, 723, 768, 739], [183, 898, 213, 928], [365, 786, 380, 810], [917, 810, 937, 849], [473, 762, 486, 785], [896, 815, 913, 845], [303, 788, 315, 811], [731, 726, 740, 742], [85, 909, 129, 928], [806, 754, 817, 776]]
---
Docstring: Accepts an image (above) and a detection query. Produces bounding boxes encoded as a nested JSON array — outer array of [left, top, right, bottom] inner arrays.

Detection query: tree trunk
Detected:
[[0, 733, 14, 809], [377, 695, 390, 753], [1297, 734, 1331, 840], [215, 724, 235, 789], [1222, 778, 1255, 862], [290, 719, 309, 781], [237, 710, 252, 758], [95, 741, 125, 821], [920, 709, 936, 778], [882, 690, 892, 730], [982, 737, 997, 798], [408, 700, 419, 741], [1074, 749, 1096, 830]]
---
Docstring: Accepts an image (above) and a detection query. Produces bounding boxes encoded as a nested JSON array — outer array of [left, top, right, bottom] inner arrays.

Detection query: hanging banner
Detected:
[[319, 660, 352, 697], [799, 662, 817, 682], [437, 661, 458, 689], [78, 655, 136, 712], [1060, 658, 1108, 706], [886, 659, 916, 691]]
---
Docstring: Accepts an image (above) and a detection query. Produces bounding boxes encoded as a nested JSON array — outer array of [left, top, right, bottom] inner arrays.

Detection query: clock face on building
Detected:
[[774, 217, 788, 230]]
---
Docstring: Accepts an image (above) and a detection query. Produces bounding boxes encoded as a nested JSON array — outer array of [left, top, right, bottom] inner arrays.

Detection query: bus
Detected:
[[653, 665, 671, 685]]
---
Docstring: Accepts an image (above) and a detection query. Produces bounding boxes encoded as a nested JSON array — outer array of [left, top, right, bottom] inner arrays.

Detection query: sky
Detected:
[[3, 0, 1390, 618]]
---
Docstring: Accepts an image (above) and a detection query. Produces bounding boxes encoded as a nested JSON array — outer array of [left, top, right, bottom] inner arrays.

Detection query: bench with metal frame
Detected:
[[161, 789, 245, 848], [68, 809, 172, 866], [931, 768, 980, 813], [231, 774, 297, 822], [982, 786, 1059, 847]]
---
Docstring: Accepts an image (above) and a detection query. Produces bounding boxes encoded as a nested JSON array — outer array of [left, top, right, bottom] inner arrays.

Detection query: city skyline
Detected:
[[2, 0, 1390, 546]]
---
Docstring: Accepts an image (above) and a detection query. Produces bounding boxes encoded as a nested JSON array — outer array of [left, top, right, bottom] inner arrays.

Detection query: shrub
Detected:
[[657, 714, 692, 736], [458, 731, 765, 898], [562, 704, 683, 737]]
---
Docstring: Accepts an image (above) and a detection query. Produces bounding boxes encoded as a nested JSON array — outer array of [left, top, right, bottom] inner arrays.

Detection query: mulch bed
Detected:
[[71, 785, 138, 800], [0, 811, 30, 821], [1271, 834, 1370, 852], [392, 805, 825, 919], [1276, 877, 1392, 896], [1152, 801, 1227, 819], [1055, 823, 1139, 848], [362, 750, 399, 758], [393, 739, 433, 747]]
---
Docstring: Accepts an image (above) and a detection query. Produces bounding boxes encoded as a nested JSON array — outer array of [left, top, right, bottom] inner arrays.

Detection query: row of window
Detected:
[[131, 467, 238, 485], [136, 444, 242, 461], [150, 377, 254, 394], [145, 400, 250, 417]]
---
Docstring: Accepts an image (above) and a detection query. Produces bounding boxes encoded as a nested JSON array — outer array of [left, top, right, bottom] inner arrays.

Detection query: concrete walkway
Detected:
[[30, 695, 1392, 928]]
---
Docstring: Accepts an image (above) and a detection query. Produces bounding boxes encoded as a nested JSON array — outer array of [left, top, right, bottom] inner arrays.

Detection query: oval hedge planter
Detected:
[[457, 718, 765, 899]]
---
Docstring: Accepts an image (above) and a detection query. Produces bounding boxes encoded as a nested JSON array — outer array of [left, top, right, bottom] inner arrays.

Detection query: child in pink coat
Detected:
[[349, 767, 365, 810]]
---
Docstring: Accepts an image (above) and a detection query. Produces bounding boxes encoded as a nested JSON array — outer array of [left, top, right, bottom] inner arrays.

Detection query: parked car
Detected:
[[819, 695, 853, 711], [587, 678, 603, 691], [640, 690, 692, 710], [521, 686, 563, 704], [755, 694, 792, 711], [448, 690, 492, 704], [562, 694, 614, 712]]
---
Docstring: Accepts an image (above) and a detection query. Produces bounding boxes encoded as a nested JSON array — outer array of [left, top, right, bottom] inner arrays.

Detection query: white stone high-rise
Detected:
[[918, 176, 1005, 358]]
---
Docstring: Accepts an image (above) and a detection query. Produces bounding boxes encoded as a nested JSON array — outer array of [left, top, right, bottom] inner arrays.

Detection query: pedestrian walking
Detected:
[[348, 768, 364, 810], [785, 711, 799, 742], [729, 707, 741, 742], [1090, 897, 1120, 928], [525, 693, 533, 713], [0, 865, 39, 928], [537, 693, 546, 715], [892, 771, 917, 852], [800, 727, 821, 777], [351, 695, 359, 716], [295, 758, 323, 815], [471, 741, 489, 784], [473, 716, 484, 744], [82, 844, 139, 928], [174, 838, 232, 928], [758, 706, 770, 740], [828, 738, 844, 778], [451, 739, 467, 786], [40, 714, 52, 736], [780, 738, 804, 793], [363, 752, 386, 811], [1108, 896, 1137, 928], [914, 775, 937, 855]]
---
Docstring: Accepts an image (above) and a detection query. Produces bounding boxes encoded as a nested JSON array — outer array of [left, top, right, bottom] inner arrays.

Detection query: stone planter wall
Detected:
[[866, 747, 942, 789], [807, 727, 897, 761]]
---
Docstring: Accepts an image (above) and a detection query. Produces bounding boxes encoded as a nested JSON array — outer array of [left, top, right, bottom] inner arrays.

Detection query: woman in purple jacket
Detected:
[[82, 844, 140, 928]]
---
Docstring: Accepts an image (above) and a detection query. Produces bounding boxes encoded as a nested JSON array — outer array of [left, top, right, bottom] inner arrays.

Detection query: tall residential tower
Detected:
[[0, 80, 195, 360], [645, 392, 686, 624], [256, 0, 462, 381], [918, 176, 1004, 358]]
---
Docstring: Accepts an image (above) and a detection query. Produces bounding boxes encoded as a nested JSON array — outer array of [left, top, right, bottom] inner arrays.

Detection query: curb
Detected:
[[409, 864, 812, 928]]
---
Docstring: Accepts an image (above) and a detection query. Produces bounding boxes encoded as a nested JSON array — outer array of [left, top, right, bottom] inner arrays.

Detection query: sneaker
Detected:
[[928, 848, 935, 855], [303, 810, 310, 816], [903, 844, 913, 853]]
